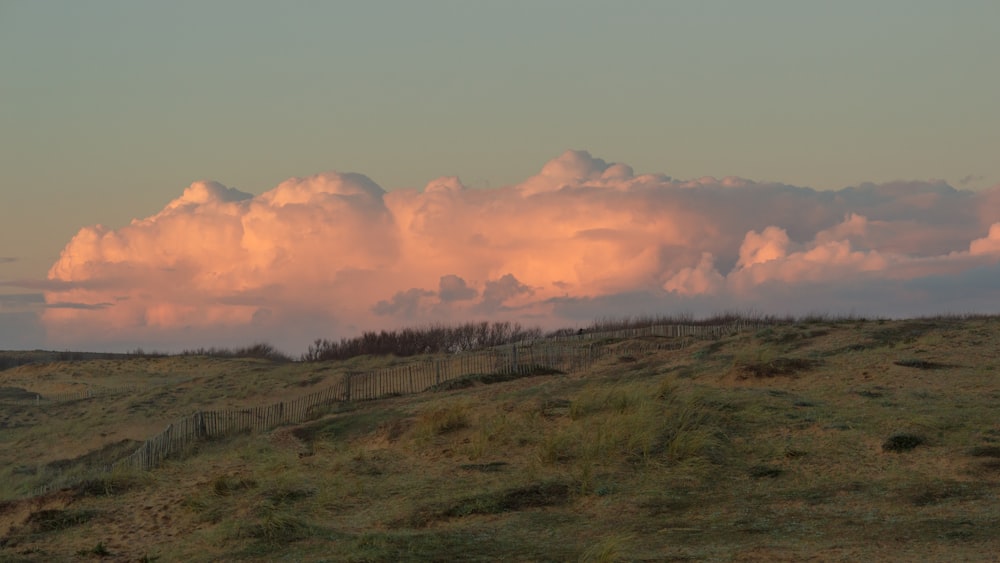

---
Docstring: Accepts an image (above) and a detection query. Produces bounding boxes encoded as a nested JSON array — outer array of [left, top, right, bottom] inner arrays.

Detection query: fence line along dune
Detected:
[[26, 321, 764, 497], [0, 385, 143, 406]]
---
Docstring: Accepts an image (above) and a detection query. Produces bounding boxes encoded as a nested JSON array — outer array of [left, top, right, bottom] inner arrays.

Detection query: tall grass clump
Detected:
[[539, 379, 728, 493], [464, 410, 539, 460], [579, 534, 634, 563], [412, 402, 471, 442]]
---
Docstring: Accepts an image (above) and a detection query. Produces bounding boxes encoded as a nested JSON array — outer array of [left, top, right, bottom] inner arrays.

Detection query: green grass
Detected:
[[2, 316, 1000, 560]]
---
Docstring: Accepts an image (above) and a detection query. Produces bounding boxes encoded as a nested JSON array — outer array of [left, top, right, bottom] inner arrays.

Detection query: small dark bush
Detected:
[[48, 439, 143, 473], [459, 462, 508, 472], [0, 386, 36, 401], [239, 505, 310, 547], [967, 446, 1000, 458], [883, 433, 926, 452], [909, 482, 983, 507], [444, 482, 570, 518], [695, 340, 726, 359], [295, 375, 325, 387], [738, 357, 818, 379], [428, 367, 561, 392], [540, 398, 572, 418], [76, 541, 111, 557], [894, 359, 951, 370], [27, 509, 99, 532], [213, 475, 257, 496], [748, 465, 784, 479], [263, 487, 316, 505], [759, 329, 802, 345], [978, 460, 1000, 473], [408, 481, 571, 527], [426, 377, 476, 392], [72, 474, 141, 497]]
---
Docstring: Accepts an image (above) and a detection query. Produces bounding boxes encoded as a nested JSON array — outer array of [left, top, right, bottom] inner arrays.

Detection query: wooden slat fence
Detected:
[[0, 385, 143, 406], [27, 321, 757, 497], [506, 318, 773, 348]]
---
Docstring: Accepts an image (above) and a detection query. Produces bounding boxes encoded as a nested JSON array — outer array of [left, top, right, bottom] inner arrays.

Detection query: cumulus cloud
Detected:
[[478, 274, 534, 313], [372, 288, 435, 318], [663, 253, 724, 296], [737, 226, 791, 269], [40, 150, 1000, 352], [438, 275, 478, 302], [969, 223, 1000, 256]]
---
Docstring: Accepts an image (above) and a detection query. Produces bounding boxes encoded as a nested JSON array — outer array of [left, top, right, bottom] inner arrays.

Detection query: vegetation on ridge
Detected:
[[1, 314, 999, 561]]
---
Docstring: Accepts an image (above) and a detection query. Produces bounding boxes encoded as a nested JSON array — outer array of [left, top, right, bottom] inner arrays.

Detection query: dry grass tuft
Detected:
[[414, 402, 471, 439], [579, 534, 634, 563]]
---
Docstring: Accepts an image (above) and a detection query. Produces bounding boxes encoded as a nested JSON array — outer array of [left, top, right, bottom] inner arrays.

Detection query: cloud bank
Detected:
[[42, 151, 1000, 352]]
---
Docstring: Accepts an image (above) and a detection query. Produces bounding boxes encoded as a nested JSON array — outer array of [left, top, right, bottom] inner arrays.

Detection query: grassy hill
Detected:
[[1, 316, 999, 561]]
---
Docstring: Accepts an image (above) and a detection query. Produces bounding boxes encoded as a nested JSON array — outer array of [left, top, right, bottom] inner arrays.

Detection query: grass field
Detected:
[[1, 316, 999, 561]]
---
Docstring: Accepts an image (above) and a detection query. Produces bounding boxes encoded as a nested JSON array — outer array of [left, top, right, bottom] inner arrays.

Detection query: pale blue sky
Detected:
[[1, 1, 999, 349]]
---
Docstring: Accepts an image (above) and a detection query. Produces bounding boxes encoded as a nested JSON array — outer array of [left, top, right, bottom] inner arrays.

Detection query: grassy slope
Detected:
[[1, 317, 999, 561]]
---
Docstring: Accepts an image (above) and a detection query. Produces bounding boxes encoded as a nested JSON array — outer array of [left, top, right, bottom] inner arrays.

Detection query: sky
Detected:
[[1, 1, 999, 354]]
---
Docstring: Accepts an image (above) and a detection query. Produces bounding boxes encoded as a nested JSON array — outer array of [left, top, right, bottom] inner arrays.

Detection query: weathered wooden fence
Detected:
[[0, 385, 143, 406], [27, 321, 759, 496], [101, 344, 596, 474], [508, 318, 774, 347]]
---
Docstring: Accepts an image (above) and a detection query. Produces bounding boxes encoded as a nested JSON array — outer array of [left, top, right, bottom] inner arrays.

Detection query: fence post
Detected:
[[345, 373, 352, 402], [195, 411, 206, 438]]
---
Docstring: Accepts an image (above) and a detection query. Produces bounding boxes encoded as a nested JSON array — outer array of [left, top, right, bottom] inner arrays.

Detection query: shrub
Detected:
[[212, 475, 257, 496], [181, 342, 292, 362], [239, 502, 310, 547], [893, 359, 951, 370], [303, 321, 543, 361], [737, 357, 818, 379], [882, 433, 926, 452], [76, 541, 111, 557], [26, 509, 99, 533], [748, 465, 784, 479], [967, 446, 1000, 458]]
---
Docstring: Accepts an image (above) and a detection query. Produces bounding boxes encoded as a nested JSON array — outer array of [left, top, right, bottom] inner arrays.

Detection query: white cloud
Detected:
[[40, 151, 1000, 352]]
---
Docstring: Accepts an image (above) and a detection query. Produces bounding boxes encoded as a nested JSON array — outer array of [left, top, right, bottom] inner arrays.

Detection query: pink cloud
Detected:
[[41, 151, 1000, 352], [969, 223, 1000, 256], [737, 226, 791, 269], [663, 253, 725, 296]]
